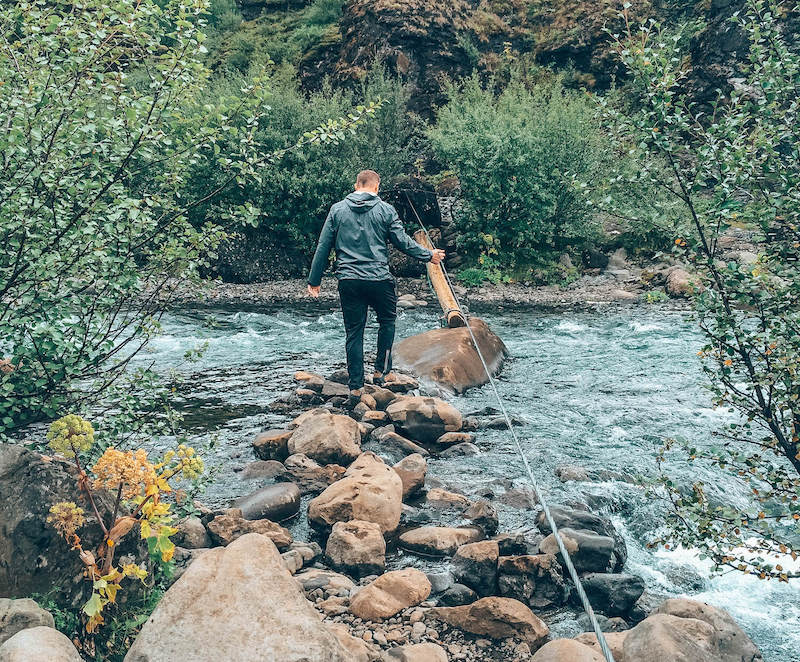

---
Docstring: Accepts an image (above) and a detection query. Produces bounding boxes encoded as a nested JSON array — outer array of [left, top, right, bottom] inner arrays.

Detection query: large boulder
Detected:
[[429, 597, 549, 647], [654, 598, 763, 662], [394, 319, 507, 394], [385, 397, 463, 444], [325, 520, 386, 577], [622, 613, 720, 661], [287, 411, 362, 465], [124, 533, 348, 662], [393, 453, 427, 499], [0, 444, 138, 606], [0, 599, 54, 646], [308, 452, 403, 534], [0, 626, 82, 662], [232, 482, 301, 522], [349, 569, 432, 621], [451, 540, 499, 597], [498, 554, 569, 608], [399, 526, 484, 556], [530, 639, 604, 662], [539, 528, 616, 573], [252, 429, 292, 461], [580, 573, 645, 617]]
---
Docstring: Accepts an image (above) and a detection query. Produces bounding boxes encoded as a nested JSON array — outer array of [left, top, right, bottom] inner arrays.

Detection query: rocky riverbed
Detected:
[[0, 364, 767, 661]]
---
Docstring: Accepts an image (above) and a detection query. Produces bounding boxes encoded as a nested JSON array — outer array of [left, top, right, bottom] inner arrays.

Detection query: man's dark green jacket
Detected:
[[307, 191, 433, 286]]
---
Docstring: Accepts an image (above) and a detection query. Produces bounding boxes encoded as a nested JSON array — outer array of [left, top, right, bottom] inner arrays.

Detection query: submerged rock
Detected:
[[124, 533, 348, 662], [232, 482, 301, 522], [429, 597, 549, 647], [394, 318, 507, 393], [0, 626, 82, 662], [308, 452, 403, 534], [349, 568, 432, 621], [386, 396, 463, 444]]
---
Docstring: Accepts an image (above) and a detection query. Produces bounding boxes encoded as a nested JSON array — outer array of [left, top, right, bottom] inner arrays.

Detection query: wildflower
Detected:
[[92, 448, 156, 500], [47, 501, 85, 539], [47, 415, 94, 458]]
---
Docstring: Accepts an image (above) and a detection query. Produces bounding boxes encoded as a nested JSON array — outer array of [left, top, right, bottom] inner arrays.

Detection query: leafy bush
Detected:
[[609, 0, 800, 580], [429, 74, 607, 277], [183, 67, 419, 268]]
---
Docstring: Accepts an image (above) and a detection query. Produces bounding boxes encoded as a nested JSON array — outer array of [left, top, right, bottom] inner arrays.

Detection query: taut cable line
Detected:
[[403, 192, 617, 662]]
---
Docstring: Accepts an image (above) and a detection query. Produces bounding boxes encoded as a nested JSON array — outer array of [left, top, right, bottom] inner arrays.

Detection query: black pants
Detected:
[[338, 279, 397, 390]]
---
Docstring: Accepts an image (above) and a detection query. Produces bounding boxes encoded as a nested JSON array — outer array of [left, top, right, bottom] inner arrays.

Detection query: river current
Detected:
[[136, 302, 800, 661]]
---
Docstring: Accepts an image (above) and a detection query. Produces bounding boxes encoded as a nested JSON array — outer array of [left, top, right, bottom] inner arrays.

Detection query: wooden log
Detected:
[[414, 229, 466, 328]]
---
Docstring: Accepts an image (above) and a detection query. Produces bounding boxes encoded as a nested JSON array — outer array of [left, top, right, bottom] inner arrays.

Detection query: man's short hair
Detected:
[[356, 169, 381, 188]]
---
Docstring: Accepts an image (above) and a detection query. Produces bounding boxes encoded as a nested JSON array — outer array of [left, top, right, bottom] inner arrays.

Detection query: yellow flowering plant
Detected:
[[45, 414, 204, 633]]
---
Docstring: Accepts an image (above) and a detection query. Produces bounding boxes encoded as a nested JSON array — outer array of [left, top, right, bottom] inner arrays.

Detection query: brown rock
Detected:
[[623, 613, 720, 661], [308, 452, 403, 534], [393, 453, 427, 499], [666, 267, 698, 298], [123, 534, 348, 662], [575, 632, 628, 661], [436, 431, 475, 446], [294, 370, 325, 392], [388, 643, 448, 662], [288, 410, 361, 465], [349, 568, 432, 621], [363, 384, 398, 409], [429, 597, 549, 646], [206, 510, 292, 550], [399, 526, 484, 556], [498, 554, 568, 608], [394, 319, 507, 394], [654, 598, 763, 662], [175, 516, 211, 550], [425, 488, 471, 508], [362, 410, 389, 425], [539, 528, 615, 573], [530, 639, 604, 662], [253, 429, 292, 461], [325, 520, 386, 577], [283, 454, 346, 494], [233, 482, 301, 522], [451, 540, 499, 596], [239, 459, 287, 481], [327, 623, 373, 662], [386, 396, 462, 444]]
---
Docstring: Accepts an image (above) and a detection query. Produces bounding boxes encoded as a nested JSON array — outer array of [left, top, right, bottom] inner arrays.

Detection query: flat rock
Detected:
[[429, 597, 549, 646], [123, 534, 348, 662], [0, 626, 82, 662], [288, 410, 361, 465], [386, 396, 463, 444], [394, 318, 507, 393], [294, 371, 325, 392], [436, 432, 475, 446], [325, 520, 386, 577], [388, 642, 448, 662], [206, 510, 292, 550], [308, 452, 403, 534], [349, 569, 432, 621], [252, 429, 292, 461], [530, 639, 604, 662], [233, 482, 301, 522], [399, 526, 484, 556]]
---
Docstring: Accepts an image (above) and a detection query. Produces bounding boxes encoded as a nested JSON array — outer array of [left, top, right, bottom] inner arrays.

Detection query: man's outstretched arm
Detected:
[[387, 211, 444, 263], [307, 210, 335, 296]]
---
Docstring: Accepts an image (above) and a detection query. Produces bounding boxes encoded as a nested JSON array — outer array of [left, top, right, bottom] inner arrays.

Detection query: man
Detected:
[[307, 169, 445, 400]]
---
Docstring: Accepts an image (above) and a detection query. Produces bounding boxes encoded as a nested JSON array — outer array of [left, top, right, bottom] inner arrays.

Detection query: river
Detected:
[[136, 303, 799, 661]]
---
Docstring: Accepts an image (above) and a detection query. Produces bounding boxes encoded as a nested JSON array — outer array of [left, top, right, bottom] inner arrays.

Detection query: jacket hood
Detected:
[[345, 191, 380, 213]]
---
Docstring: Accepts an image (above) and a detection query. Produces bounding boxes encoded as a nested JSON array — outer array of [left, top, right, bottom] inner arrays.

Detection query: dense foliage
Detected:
[[428, 74, 608, 279], [609, 0, 800, 579], [0, 0, 377, 430]]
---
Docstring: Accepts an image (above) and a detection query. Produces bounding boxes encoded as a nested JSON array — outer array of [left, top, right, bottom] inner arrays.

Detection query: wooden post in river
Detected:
[[414, 229, 466, 328]]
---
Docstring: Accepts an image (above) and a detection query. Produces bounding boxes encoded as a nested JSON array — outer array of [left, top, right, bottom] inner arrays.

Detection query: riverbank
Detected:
[[175, 273, 690, 311]]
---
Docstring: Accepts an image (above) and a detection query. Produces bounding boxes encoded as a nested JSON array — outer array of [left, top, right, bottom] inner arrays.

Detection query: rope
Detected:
[[404, 193, 617, 662]]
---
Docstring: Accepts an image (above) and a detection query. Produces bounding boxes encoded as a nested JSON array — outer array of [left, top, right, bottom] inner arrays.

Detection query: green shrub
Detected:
[[429, 74, 607, 277]]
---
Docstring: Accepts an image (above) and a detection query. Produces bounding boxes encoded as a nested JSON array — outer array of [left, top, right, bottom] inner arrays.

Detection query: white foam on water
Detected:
[[629, 321, 665, 333], [555, 320, 588, 334]]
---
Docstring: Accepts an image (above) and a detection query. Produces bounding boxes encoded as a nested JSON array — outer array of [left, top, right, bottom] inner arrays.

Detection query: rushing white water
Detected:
[[135, 303, 799, 661]]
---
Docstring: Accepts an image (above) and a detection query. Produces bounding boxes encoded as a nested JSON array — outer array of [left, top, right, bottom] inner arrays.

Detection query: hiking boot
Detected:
[[346, 389, 362, 409], [372, 371, 397, 387]]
